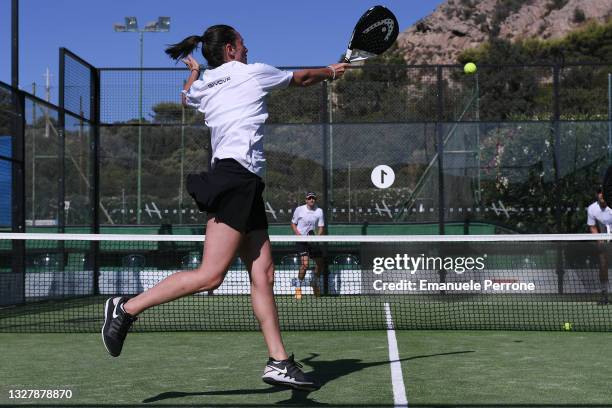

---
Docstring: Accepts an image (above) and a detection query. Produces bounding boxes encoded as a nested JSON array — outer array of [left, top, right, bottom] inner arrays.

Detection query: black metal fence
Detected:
[[0, 81, 25, 303], [2, 49, 612, 234], [99, 63, 612, 125]]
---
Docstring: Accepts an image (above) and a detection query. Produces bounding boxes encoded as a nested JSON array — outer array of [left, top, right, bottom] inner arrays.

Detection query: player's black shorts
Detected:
[[297, 242, 323, 258], [186, 159, 268, 234]]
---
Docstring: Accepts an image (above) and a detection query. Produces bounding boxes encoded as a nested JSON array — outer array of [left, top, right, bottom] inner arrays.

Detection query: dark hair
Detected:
[[165, 25, 238, 68], [597, 187, 603, 195]]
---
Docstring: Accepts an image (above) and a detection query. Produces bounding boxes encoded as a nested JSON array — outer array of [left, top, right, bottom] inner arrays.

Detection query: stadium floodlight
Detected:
[[157, 17, 170, 31], [125, 17, 138, 32], [113, 16, 171, 224], [145, 17, 170, 32], [144, 21, 157, 31]]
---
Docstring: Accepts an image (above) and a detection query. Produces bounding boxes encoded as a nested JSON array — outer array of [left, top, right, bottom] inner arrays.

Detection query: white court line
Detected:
[[384, 302, 408, 407]]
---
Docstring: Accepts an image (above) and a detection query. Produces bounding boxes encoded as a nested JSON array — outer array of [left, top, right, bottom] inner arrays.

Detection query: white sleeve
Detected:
[[291, 207, 300, 225], [182, 79, 206, 109], [587, 206, 597, 226], [317, 209, 325, 227], [248, 63, 293, 93]]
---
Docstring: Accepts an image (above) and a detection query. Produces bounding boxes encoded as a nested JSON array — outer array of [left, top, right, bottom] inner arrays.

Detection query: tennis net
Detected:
[[1, 233, 612, 332]]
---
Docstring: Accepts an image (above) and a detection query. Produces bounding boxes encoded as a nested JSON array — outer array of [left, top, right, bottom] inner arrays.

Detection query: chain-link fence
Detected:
[[58, 48, 97, 231], [98, 63, 612, 125], [94, 62, 611, 233], [4, 52, 612, 234]]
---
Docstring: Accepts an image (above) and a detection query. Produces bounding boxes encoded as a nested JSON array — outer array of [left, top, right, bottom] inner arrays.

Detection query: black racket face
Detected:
[[349, 5, 399, 56]]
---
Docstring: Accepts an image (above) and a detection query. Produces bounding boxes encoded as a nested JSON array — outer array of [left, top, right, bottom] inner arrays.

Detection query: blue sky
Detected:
[[1, 0, 444, 102]]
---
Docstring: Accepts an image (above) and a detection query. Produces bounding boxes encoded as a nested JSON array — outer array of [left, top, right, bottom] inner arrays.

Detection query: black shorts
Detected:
[[186, 159, 268, 234], [297, 242, 323, 258]]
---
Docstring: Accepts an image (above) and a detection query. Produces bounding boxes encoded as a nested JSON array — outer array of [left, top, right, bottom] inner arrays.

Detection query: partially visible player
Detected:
[[291, 192, 325, 299], [587, 187, 612, 305]]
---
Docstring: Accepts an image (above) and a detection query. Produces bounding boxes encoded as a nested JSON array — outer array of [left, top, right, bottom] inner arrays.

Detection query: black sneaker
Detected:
[[598, 297, 609, 306], [262, 354, 319, 391], [102, 297, 137, 357]]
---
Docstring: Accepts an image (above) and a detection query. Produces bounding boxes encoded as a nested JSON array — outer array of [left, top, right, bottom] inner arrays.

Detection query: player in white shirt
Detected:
[[587, 187, 612, 305], [101, 24, 348, 391], [291, 192, 325, 299]]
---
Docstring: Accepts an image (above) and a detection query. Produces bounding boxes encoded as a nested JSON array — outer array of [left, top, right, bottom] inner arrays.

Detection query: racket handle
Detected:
[[341, 49, 352, 63]]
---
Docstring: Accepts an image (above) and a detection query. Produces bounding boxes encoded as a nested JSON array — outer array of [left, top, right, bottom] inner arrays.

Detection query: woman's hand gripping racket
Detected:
[[343, 5, 399, 63]]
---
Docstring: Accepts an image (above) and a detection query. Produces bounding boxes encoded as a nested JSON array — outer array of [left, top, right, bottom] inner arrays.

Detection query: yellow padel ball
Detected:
[[464, 62, 477, 74]]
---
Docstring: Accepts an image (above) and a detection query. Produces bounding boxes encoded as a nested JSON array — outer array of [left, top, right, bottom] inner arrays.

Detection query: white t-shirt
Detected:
[[183, 61, 293, 177], [292, 205, 325, 235], [587, 202, 612, 233]]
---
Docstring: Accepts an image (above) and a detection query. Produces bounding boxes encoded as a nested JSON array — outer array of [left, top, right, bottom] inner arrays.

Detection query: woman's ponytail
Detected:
[[165, 35, 202, 61], [165, 25, 237, 68]]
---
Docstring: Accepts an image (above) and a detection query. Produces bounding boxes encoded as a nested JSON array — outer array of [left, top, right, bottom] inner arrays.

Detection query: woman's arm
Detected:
[[290, 62, 349, 87], [181, 55, 201, 106]]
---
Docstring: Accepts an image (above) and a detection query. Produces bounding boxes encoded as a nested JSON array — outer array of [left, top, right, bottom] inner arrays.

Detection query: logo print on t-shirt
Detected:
[[207, 77, 231, 88]]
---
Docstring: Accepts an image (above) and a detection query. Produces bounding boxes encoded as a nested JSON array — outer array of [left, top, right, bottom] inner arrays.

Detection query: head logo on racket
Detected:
[[343, 5, 399, 63]]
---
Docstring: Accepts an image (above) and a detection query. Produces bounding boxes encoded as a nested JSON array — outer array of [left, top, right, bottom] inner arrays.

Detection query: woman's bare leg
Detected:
[[239, 229, 288, 361], [124, 217, 242, 316]]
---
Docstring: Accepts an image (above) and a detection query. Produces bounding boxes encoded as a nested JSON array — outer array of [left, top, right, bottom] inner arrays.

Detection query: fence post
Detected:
[[436, 66, 445, 235], [11, 88, 26, 305], [57, 49, 66, 275], [91, 64, 101, 295], [552, 63, 566, 290], [11, 0, 18, 88], [320, 80, 330, 294], [321, 80, 330, 224], [58, 49, 66, 235], [552, 64, 561, 233], [608, 72, 612, 165]]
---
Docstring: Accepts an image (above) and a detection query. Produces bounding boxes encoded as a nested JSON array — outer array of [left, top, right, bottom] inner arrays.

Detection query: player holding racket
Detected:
[[101, 24, 347, 391], [291, 192, 326, 299], [588, 186, 612, 305]]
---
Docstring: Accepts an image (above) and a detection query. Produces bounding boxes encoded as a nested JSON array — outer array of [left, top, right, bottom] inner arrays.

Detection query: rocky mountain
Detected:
[[397, 0, 612, 65]]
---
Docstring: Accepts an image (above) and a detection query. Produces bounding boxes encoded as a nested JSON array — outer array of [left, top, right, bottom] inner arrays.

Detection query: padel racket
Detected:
[[343, 5, 399, 63]]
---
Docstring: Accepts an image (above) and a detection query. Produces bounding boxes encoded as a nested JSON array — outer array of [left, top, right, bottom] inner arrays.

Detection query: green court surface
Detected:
[[1, 330, 611, 407]]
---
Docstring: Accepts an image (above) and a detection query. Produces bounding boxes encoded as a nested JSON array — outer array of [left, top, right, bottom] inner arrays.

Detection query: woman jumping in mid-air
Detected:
[[102, 24, 348, 391]]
